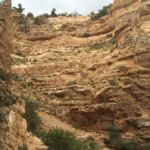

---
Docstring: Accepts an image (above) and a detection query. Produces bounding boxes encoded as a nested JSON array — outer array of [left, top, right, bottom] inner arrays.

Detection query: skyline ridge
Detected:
[[12, 0, 113, 15]]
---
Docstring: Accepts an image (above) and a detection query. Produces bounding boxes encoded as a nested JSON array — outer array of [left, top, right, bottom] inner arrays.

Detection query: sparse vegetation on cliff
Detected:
[[81, 32, 91, 37], [34, 15, 48, 25], [107, 124, 150, 150], [36, 129, 83, 150], [91, 4, 112, 20], [50, 8, 58, 17], [0, 68, 9, 81], [24, 99, 41, 132], [36, 129, 98, 150], [13, 3, 25, 13], [1, 0, 149, 149], [27, 12, 34, 18], [18, 144, 28, 150]]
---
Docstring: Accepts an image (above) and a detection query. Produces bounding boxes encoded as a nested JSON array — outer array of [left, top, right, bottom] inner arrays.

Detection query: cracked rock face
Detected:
[[0, 1, 28, 149], [65, 0, 150, 142], [0, 0, 149, 148], [11, 0, 149, 145], [0, 0, 14, 105], [0, 1, 48, 150]]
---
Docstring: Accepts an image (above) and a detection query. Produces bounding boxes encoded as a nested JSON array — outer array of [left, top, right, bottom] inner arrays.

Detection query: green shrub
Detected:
[[126, 119, 138, 128], [34, 16, 43, 25], [81, 32, 91, 37], [109, 77, 117, 86], [36, 129, 82, 150], [107, 124, 150, 150], [58, 12, 68, 16], [18, 144, 28, 150], [91, 4, 112, 20], [15, 57, 26, 64], [0, 68, 9, 81], [34, 15, 47, 25], [82, 136, 98, 150], [21, 82, 33, 88], [106, 33, 113, 38], [108, 123, 122, 149], [36, 129, 98, 150], [24, 100, 41, 132], [90, 43, 102, 50], [16, 51, 24, 57], [27, 12, 34, 18]]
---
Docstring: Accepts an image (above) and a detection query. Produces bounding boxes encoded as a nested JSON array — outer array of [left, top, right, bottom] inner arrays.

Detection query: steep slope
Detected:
[[68, 0, 150, 141], [0, 0, 26, 149], [67, 0, 150, 141], [12, 0, 150, 148], [0, 1, 47, 150]]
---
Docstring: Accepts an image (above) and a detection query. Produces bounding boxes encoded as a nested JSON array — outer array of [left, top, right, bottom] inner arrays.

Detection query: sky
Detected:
[[12, 0, 113, 16]]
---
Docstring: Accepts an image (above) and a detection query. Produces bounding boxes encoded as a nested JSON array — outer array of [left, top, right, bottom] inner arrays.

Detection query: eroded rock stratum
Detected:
[[0, 0, 149, 149], [0, 1, 47, 150], [0, 0, 26, 149]]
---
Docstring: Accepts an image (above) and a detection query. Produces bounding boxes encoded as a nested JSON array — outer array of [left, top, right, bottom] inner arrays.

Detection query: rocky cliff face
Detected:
[[9, 0, 150, 149], [65, 0, 150, 142], [68, 0, 150, 142], [0, 0, 14, 104], [112, 0, 150, 49], [0, 1, 27, 149]]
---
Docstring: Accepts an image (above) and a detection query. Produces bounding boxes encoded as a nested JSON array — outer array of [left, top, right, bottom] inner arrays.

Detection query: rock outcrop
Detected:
[[67, 0, 150, 143], [10, 0, 150, 148], [0, 2, 48, 150], [0, 1, 27, 149]]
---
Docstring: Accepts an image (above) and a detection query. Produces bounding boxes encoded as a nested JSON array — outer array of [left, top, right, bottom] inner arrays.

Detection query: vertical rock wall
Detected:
[[0, 1, 27, 149], [0, 0, 12, 70], [67, 0, 150, 143]]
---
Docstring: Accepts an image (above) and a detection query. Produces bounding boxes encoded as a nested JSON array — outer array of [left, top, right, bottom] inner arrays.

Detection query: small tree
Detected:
[[91, 4, 112, 20], [34, 15, 47, 25], [108, 123, 122, 149], [27, 12, 34, 18], [50, 8, 57, 17], [13, 3, 25, 13], [24, 100, 41, 132]]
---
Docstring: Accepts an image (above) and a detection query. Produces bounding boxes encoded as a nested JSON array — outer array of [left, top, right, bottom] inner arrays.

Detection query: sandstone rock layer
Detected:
[[2, 0, 149, 149]]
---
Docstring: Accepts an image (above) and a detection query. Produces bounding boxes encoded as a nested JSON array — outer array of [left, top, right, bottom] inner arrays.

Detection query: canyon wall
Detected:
[[0, 0, 149, 149], [112, 0, 150, 49], [0, 0, 27, 149], [68, 0, 150, 143]]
